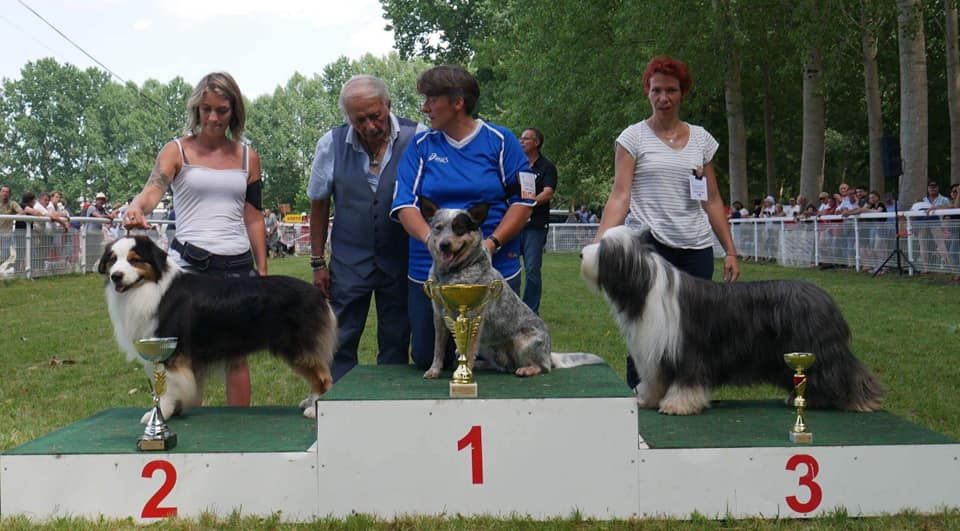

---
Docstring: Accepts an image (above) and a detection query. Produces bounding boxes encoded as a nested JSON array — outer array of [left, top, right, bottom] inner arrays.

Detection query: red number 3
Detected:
[[141, 460, 178, 518], [785, 454, 822, 513]]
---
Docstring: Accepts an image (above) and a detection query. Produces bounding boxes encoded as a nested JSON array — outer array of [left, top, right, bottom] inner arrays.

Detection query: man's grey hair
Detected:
[[338, 75, 391, 121]]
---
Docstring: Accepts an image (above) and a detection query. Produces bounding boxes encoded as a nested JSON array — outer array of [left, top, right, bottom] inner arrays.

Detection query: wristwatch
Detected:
[[486, 235, 502, 253]]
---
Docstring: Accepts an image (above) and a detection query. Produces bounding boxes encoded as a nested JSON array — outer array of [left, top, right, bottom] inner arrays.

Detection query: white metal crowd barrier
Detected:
[[3, 210, 958, 281], [0, 215, 320, 281], [539, 211, 960, 276], [0, 216, 177, 280], [729, 209, 960, 275]]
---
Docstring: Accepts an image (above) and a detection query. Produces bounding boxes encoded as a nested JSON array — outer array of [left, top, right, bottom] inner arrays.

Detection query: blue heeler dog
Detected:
[[419, 197, 604, 379]]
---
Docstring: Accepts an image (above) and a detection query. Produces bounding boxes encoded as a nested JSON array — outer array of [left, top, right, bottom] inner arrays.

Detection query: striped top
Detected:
[[616, 120, 719, 249]]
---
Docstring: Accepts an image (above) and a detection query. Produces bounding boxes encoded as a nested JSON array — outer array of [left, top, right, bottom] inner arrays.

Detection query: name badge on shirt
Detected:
[[689, 168, 708, 201], [519, 171, 537, 201]]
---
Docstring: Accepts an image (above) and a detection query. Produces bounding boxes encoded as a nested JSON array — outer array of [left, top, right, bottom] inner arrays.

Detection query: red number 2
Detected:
[[457, 425, 484, 484], [141, 460, 178, 518], [785, 454, 822, 513]]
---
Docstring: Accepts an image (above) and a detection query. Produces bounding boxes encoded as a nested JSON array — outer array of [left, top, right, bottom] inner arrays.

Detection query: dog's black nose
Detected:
[[439, 241, 452, 253], [110, 272, 123, 284]]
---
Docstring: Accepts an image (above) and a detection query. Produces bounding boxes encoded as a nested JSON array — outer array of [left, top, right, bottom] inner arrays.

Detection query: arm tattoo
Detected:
[[146, 163, 171, 193]]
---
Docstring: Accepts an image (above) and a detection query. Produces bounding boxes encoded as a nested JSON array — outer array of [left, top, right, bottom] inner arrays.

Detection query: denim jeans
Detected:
[[520, 226, 548, 314], [409, 274, 522, 371]]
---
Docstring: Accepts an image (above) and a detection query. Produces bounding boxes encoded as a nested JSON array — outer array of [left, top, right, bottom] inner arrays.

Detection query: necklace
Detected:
[[366, 142, 387, 167], [660, 127, 683, 145], [648, 118, 683, 145]]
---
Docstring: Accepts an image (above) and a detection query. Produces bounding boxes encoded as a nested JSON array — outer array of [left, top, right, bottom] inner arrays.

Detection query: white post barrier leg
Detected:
[[853, 217, 860, 271], [906, 216, 915, 275], [25, 223, 32, 279]]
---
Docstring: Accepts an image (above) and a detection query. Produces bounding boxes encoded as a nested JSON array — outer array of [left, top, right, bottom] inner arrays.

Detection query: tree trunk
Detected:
[[763, 69, 777, 197], [861, 0, 885, 195], [714, 0, 749, 205], [946, 0, 960, 186], [725, 54, 749, 205], [800, 47, 826, 203], [897, 0, 928, 203]]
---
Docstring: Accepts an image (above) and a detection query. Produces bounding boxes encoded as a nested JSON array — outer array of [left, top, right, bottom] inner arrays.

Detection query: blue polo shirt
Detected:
[[391, 120, 534, 282]]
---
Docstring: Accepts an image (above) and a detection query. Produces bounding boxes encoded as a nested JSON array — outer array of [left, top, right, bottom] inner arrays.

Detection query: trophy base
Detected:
[[449, 381, 478, 398], [789, 430, 813, 444], [138, 433, 178, 451]]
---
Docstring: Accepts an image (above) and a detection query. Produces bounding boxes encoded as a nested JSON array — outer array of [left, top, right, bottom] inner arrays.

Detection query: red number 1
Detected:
[[457, 425, 484, 484]]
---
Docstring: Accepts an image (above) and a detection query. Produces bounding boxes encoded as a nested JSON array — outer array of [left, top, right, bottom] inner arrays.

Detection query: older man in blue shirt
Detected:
[[308, 75, 426, 381]]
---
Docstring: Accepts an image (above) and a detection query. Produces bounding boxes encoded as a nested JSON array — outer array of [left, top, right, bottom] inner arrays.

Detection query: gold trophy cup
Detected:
[[783, 352, 816, 444], [134, 337, 179, 451], [423, 280, 503, 398]]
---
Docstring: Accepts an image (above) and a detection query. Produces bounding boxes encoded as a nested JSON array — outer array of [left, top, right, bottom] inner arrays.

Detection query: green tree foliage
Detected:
[[247, 72, 334, 213], [382, 0, 957, 205], [0, 54, 428, 214], [0, 59, 186, 208], [381, 0, 493, 63], [319, 52, 430, 122], [247, 53, 430, 213], [1, 59, 110, 203], [5, 4, 958, 215]]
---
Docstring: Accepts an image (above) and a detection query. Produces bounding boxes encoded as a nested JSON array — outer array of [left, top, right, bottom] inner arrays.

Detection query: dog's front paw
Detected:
[[657, 386, 710, 415], [635, 395, 658, 409], [657, 403, 702, 415], [300, 393, 320, 419], [423, 367, 441, 379], [141, 400, 179, 424], [514, 365, 543, 377], [299, 393, 320, 410]]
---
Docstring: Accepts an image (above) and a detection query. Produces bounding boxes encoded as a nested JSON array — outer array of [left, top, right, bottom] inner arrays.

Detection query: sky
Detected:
[[0, 0, 398, 98]]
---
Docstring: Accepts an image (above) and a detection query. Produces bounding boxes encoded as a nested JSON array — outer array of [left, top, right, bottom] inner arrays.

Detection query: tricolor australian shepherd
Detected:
[[581, 226, 884, 415], [99, 236, 336, 422]]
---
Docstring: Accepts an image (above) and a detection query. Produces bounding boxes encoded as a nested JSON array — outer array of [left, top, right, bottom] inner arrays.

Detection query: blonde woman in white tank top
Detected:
[[123, 72, 265, 408]]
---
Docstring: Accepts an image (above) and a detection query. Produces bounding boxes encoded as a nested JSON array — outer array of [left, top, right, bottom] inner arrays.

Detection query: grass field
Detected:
[[1, 253, 958, 529]]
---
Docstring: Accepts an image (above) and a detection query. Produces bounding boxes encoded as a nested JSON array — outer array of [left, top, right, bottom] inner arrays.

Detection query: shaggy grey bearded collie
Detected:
[[581, 226, 885, 415]]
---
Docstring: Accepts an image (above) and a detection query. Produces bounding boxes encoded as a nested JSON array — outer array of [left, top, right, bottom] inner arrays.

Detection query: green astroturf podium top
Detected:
[[4, 364, 630, 456], [320, 363, 633, 400], [5, 406, 316, 455], [6, 364, 954, 456], [638, 399, 957, 449]]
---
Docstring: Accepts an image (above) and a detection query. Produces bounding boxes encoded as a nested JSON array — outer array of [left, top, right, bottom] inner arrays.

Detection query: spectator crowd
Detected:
[[727, 181, 960, 221]]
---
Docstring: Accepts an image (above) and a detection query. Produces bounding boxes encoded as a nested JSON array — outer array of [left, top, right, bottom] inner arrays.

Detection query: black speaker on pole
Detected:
[[881, 136, 902, 178], [874, 135, 914, 277]]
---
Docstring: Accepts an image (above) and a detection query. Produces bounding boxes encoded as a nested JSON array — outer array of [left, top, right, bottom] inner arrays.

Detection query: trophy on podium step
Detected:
[[783, 352, 816, 444], [423, 280, 503, 398], [134, 337, 179, 451]]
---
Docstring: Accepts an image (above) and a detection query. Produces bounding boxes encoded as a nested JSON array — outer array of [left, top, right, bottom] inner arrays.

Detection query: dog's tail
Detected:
[[550, 352, 606, 369], [0, 245, 16, 274], [840, 360, 886, 412]]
